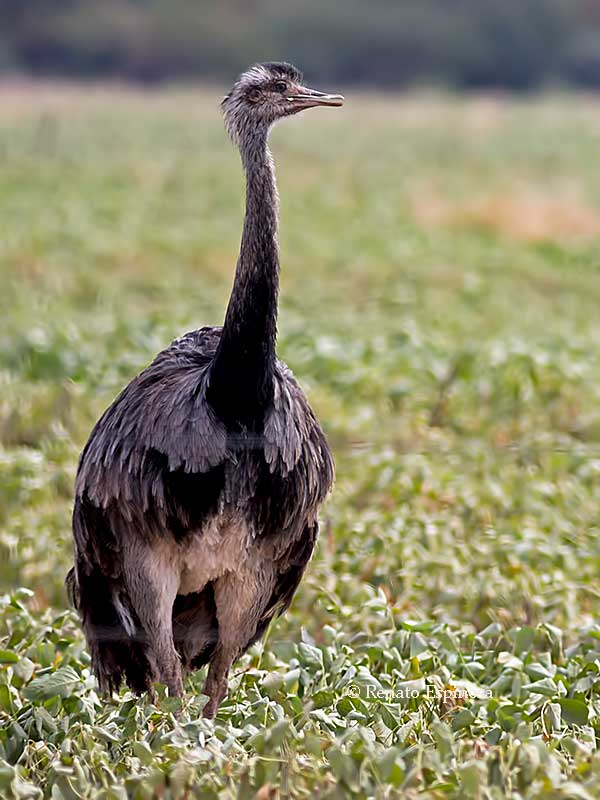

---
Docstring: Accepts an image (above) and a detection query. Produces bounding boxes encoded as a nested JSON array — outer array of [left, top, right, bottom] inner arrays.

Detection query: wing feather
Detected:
[[76, 328, 228, 514]]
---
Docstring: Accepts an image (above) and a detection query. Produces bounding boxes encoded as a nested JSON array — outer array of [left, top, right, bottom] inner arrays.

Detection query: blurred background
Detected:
[[2, 0, 600, 89]]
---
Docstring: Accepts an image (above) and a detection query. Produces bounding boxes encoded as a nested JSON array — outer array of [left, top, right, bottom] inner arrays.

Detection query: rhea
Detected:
[[66, 63, 341, 717]]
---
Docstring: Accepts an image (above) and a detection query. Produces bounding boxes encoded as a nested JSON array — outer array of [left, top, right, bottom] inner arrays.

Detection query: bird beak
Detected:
[[288, 86, 345, 109]]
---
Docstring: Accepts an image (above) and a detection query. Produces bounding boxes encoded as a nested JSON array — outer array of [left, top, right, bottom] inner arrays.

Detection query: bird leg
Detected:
[[124, 543, 183, 699], [147, 634, 183, 699], [202, 648, 233, 718], [172, 587, 218, 673], [201, 567, 275, 718]]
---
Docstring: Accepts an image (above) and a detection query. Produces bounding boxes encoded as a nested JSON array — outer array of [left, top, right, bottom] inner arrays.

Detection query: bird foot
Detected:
[[202, 697, 219, 719], [202, 676, 228, 718]]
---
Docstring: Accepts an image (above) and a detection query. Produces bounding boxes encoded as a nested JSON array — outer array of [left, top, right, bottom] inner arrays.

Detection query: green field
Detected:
[[1, 85, 600, 798]]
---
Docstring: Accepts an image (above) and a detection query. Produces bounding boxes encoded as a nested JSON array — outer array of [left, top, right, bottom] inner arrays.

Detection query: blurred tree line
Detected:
[[2, 0, 600, 88]]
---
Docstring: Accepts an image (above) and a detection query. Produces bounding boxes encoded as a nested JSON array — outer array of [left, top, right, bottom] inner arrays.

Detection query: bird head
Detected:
[[222, 62, 344, 144]]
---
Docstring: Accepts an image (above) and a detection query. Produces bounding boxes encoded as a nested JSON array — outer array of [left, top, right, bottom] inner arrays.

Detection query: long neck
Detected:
[[209, 125, 280, 422]]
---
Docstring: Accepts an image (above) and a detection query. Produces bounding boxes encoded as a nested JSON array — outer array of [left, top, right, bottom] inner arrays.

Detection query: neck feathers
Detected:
[[208, 128, 280, 422]]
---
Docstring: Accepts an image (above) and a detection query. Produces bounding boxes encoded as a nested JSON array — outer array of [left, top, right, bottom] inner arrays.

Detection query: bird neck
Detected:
[[209, 126, 280, 422]]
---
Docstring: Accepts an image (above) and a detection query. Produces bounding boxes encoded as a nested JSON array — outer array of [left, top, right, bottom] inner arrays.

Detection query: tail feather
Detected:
[[67, 563, 151, 695]]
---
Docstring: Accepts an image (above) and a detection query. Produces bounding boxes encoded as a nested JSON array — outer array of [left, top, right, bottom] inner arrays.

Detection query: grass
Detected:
[[1, 83, 600, 798]]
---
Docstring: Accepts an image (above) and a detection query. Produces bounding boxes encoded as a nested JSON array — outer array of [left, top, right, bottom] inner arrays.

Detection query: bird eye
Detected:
[[274, 81, 287, 94]]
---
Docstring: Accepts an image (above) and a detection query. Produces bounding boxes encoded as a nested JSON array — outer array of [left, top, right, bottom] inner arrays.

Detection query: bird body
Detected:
[[67, 63, 342, 717]]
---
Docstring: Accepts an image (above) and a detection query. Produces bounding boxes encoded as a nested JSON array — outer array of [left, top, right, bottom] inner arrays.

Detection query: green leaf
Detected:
[[22, 666, 80, 702], [0, 684, 14, 712], [521, 678, 557, 697], [12, 657, 35, 683], [400, 620, 435, 632], [327, 747, 359, 789], [0, 650, 19, 664], [452, 709, 476, 731], [378, 747, 404, 784], [431, 721, 454, 760], [133, 741, 155, 766], [262, 672, 284, 698], [558, 698, 589, 726], [478, 623, 502, 639], [297, 642, 323, 669]]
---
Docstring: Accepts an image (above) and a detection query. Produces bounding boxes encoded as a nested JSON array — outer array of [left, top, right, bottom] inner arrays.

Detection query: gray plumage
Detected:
[[66, 62, 343, 717]]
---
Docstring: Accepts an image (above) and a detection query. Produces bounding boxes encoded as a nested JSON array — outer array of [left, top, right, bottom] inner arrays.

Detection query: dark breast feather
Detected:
[[74, 326, 335, 557]]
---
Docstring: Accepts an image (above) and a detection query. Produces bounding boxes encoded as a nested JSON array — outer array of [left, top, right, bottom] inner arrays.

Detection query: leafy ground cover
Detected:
[[1, 85, 600, 798]]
